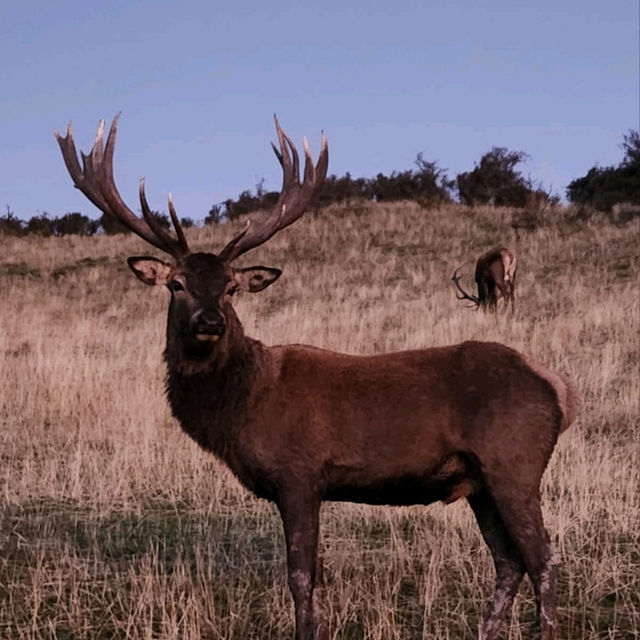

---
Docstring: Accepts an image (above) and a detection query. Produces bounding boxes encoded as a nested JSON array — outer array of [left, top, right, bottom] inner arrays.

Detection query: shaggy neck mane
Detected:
[[163, 311, 265, 455]]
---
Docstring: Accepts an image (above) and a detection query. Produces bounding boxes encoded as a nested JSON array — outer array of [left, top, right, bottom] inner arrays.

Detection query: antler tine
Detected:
[[272, 115, 299, 191], [55, 121, 112, 214], [219, 219, 252, 257], [139, 177, 165, 237], [300, 133, 328, 196], [168, 193, 189, 253], [451, 268, 480, 308], [55, 114, 189, 257], [93, 116, 171, 252], [302, 137, 315, 184], [219, 117, 329, 263], [138, 178, 190, 255], [102, 116, 188, 256]]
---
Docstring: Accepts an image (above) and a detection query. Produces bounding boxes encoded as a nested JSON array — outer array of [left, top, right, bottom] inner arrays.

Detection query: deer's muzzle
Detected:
[[191, 309, 226, 341]]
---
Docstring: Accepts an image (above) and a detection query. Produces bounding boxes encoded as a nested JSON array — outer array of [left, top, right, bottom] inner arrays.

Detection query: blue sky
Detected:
[[1, 0, 637, 221]]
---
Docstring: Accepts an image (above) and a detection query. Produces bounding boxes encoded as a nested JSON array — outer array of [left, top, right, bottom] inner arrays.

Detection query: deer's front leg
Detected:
[[278, 490, 328, 640]]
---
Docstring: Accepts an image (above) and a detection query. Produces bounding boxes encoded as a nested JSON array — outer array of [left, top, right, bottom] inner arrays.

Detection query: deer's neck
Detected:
[[163, 318, 268, 459]]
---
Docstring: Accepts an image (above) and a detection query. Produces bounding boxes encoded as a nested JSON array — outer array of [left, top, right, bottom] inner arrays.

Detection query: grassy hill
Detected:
[[1, 202, 638, 639]]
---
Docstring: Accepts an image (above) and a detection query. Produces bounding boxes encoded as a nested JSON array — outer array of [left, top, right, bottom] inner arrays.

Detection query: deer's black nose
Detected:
[[191, 309, 226, 336]]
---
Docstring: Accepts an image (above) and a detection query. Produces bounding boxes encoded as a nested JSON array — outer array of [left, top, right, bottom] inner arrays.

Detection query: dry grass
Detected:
[[0, 202, 638, 639]]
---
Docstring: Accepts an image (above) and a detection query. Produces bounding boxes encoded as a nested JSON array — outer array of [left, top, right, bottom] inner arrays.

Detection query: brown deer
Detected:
[[55, 115, 577, 640], [452, 246, 517, 312]]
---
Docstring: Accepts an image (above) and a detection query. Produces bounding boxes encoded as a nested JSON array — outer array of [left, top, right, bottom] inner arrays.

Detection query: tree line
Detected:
[[205, 146, 548, 224], [2, 130, 638, 237]]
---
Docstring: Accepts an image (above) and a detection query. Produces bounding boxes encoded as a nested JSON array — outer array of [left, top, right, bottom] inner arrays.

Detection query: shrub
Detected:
[[205, 204, 224, 225], [566, 130, 640, 212], [316, 173, 371, 207], [51, 212, 99, 236], [457, 147, 533, 207], [25, 214, 54, 236], [99, 210, 169, 234], [0, 207, 24, 236]]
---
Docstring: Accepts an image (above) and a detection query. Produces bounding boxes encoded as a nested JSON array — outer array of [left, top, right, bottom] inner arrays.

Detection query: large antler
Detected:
[[55, 114, 189, 257], [451, 268, 480, 308], [218, 116, 328, 263]]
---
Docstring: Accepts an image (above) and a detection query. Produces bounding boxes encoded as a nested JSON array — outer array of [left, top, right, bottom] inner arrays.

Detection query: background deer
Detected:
[[56, 115, 577, 640], [452, 246, 517, 312]]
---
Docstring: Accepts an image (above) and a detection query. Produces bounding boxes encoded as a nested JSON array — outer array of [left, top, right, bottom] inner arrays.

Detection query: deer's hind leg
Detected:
[[468, 489, 526, 640], [483, 477, 559, 640], [508, 271, 516, 312]]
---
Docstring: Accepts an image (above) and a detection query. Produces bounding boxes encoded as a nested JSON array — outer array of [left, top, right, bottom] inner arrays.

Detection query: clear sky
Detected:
[[1, 0, 637, 221]]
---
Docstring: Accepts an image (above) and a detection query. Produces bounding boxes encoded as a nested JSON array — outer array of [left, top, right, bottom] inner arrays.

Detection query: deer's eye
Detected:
[[169, 280, 185, 293], [227, 284, 238, 296]]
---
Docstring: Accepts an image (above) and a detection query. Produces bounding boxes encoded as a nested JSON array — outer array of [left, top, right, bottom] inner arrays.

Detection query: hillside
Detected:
[[1, 202, 638, 639]]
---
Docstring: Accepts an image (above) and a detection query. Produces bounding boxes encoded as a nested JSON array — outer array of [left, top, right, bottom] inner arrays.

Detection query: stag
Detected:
[[452, 246, 517, 312], [55, 115, 577, 640]]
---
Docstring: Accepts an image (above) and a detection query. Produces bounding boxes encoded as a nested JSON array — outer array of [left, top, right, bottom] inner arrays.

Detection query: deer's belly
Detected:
[[323, 452, 478, 506]]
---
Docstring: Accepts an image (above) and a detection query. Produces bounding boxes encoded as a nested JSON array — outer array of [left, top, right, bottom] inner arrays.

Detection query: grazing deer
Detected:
[[56, 115, 577, 640], [452, 246, 517, 312]]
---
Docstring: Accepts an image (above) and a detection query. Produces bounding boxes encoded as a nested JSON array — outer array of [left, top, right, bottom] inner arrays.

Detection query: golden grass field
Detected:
[[0, 202, 638, 639]]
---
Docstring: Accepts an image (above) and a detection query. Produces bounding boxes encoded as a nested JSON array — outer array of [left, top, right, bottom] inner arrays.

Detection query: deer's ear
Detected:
[[127, 256, 172, 286], [233, 266, 282, 293]]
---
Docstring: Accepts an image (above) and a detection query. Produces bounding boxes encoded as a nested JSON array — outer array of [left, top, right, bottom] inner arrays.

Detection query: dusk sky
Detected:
[[1, 0, 637, 221]]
